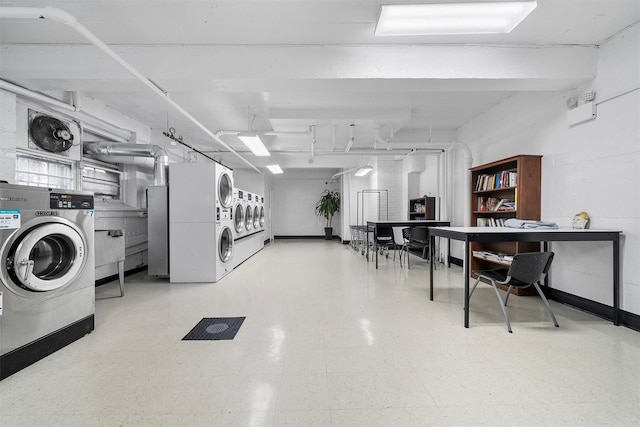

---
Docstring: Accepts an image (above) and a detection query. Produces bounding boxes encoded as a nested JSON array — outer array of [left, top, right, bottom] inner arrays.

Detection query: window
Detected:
[[82, 160, 122, 201], [15, 151, 74, 189]]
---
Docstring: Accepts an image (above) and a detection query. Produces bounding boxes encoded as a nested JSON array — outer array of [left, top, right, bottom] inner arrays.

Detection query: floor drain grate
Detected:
[[182, 317, 245, 341]]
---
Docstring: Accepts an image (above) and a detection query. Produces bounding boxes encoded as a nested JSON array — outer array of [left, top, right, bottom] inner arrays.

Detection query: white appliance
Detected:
[[0, 184, 95, 380], [231, 190, 265, 270], [244, 191, 255, 235], [169, 162, 234, 283], [232, 188, 246, 240], [252, 193, 261, 231], [256, 194, 265, 230]]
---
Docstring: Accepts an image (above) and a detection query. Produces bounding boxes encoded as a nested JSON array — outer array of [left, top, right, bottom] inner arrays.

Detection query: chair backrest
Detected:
[[376, 226, 394, 241], [507, 252, 554, 285], [401, 227, 411, 242], [410, 226, 429, 243]]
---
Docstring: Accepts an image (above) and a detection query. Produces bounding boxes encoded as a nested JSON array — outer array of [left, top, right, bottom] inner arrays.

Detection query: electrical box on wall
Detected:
[[567, 101, 597, 127]]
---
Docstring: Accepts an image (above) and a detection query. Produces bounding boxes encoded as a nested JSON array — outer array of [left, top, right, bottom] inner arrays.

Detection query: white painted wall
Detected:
[[271, 170, 340, 237], [0, 89, 17, 183], [457, 24, 640, 315]]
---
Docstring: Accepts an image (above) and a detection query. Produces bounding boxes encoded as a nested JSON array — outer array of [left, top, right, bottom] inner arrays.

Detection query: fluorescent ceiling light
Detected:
[[375, 1, 537, 36], [238, 133, 270, 156], [266, 164, 284, 174], [354, 166, 373, 177]]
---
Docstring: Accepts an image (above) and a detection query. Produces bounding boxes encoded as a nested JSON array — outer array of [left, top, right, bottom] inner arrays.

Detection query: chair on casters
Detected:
[[470, 251, 559, 333], [401, 227, 429, 268], [375, 226, 396, 260]]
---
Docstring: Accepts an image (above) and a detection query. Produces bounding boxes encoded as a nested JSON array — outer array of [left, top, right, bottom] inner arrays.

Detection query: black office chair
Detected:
[[470, 251, 559, 333], [375, 226, 396, 259], [401, 227, 429, 268]]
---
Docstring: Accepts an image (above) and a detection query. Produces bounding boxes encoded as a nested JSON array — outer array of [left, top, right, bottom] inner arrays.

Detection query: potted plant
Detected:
[[315, 189, 340, 240]]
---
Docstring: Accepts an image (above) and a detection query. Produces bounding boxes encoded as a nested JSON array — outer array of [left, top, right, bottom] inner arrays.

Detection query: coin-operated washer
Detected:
[[169, 162, 234, 283], [232, 188, 247, 240], [232, 191, 265, 270], [0, 184, 95, 380], [244, 191, 255, 236]]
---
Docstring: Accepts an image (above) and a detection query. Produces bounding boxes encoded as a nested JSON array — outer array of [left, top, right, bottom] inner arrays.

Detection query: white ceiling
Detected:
[[1, 0, 639, 172]]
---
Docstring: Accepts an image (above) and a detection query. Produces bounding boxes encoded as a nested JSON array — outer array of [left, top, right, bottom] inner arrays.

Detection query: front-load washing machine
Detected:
[[0, 183, 95, 380], [252, 194, 261, 231], [258, 195, 266, 230], [244, 191, 255, 235], [232, 188, 246, 240], [169, 162, 234, 282]]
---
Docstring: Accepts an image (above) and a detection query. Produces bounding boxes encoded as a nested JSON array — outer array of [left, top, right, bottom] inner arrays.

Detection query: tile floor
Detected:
[[1, 240, 639, 426]]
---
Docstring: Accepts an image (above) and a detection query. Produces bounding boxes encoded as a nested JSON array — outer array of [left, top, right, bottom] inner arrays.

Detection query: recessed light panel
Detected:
[[375, 1, 537, 36], [238, 133, 270, 156], [266, 164, 284, 174]]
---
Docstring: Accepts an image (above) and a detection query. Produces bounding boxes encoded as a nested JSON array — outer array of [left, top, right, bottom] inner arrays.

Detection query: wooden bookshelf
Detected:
[[408, 197, 435, 220], [470, 155, 542, 295]]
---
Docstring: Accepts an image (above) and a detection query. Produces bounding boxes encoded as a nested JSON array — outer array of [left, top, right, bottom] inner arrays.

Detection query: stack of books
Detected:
[[477, 197, 515, 212], [472, 250, 513, 265]]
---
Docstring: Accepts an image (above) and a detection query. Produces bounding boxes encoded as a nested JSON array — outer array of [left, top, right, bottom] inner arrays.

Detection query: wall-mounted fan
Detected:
[[28, 115, 74, 153]]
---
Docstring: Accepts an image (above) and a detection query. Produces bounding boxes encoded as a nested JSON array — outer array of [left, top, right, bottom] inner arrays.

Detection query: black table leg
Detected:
[[430, 234, 435, 301], [464, 238, 470, 328], [614, 235, 620, 325]]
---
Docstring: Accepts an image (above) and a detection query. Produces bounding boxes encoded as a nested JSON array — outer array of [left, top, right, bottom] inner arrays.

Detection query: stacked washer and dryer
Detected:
[[0, 183, 95, 380], [231, 188, 265, 269], [169, 162, 234, 283]]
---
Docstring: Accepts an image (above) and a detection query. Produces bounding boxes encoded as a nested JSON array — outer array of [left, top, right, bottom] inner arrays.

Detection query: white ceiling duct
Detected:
[[0, 6, 261, 174]]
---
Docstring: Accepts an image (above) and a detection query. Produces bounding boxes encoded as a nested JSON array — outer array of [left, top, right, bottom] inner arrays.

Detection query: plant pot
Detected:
[[324, 227, 333, 240]]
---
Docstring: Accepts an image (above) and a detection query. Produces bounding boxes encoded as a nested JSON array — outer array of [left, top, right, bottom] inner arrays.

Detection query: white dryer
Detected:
[[255, 194, 265, 230], [244, 191, 255, 235], [231, 188, 246, 240], [252, 194, 261, 231], [0, 184, 95, 380], [169, 162, 234, 283]]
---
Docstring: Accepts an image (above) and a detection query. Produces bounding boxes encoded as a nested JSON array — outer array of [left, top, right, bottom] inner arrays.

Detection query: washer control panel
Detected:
[[50, 193, 94, 209]]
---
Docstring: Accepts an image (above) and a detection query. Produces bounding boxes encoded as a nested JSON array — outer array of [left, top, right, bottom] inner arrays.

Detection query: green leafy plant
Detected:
[[315, 189, 340, 228]]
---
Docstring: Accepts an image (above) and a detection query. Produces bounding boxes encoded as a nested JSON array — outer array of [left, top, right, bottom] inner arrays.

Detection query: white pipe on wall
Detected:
[[0, 6, 261, 174]]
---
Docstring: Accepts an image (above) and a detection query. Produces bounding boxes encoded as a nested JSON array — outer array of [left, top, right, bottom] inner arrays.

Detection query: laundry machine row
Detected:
[[232, 188, 265, 241], [169, 162, 234, 283], [231, 188, 265, 269], [0, 183, 95, 380]]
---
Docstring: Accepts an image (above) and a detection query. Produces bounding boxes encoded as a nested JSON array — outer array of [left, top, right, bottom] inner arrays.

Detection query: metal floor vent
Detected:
[[182, 317, 246, 341]]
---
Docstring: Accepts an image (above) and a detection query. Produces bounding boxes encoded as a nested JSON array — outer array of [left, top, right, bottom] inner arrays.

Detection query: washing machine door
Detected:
[[218, 172, 233, 208], [233, 203, 245, 234], [6, 221, 87, 292], [259, 206, 265, 228], [219, 226, 233, 263], [245, 205, 253, 231], [253, 206, 260, 229]]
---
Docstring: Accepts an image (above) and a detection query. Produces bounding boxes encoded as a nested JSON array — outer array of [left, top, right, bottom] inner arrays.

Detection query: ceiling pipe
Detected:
[[345, 124, 355, 153], [84, 141, 169, 186], [0, 6, 261, 174]]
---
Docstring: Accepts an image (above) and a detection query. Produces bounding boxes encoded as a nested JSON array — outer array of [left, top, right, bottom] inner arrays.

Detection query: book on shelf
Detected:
[[475, 170, 518, 191], [477, 197, 515, 212], [476, 217, 508, 227], [472, 250, 514, 264]]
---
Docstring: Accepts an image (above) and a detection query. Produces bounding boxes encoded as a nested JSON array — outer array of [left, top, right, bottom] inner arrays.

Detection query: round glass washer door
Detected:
[[218, 226, 233, 263], [233, 203, 245, 233], [245, 205, 253, 231], [253, 206, 260, 229], [259, 206, 265, 228], [218, 172, 233, 208], [7, 222, 87, 292]]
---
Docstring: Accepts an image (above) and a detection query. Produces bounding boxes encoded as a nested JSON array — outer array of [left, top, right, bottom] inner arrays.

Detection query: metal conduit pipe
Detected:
[[0, 6, 261, 174], [84, 141, 169, 186]]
